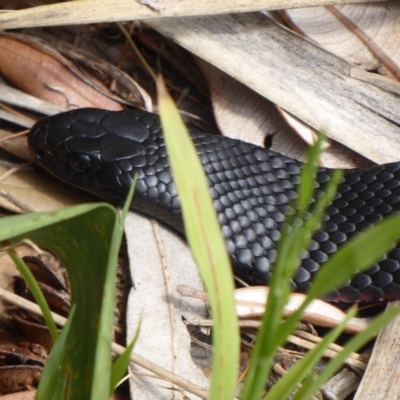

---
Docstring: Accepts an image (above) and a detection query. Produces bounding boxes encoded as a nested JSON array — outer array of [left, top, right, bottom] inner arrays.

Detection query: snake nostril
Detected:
[[36, 150, 46, 160]]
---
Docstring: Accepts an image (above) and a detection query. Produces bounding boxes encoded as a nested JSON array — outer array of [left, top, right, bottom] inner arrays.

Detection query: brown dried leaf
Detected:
[[13, 276, 70, 318], [35, 33, 152, 110], [11, 311, 53, 353], [0, 344, 45, 367], [0, 365, 42, 395], [0, 36, 123, 111], [21, 255, 67, 292], [277, 107, 372, 168]]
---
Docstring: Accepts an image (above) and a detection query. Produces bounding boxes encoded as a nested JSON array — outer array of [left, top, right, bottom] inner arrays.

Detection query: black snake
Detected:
[[28, 108, 400, 303]]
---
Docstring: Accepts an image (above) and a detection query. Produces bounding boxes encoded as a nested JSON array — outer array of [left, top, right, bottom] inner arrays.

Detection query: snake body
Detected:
[[28, 108, 400, 303]]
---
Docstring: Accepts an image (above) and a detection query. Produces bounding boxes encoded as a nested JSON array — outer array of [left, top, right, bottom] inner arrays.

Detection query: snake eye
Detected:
[[69, 154, 93, 173]]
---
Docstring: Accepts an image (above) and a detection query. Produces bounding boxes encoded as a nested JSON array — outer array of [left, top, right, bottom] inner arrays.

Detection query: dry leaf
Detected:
[[125, 213, 209, 399], [0, 36, 123, 111], [283, 2, 400, 78], [0, 366, 41, 396], [353, 301, 400, 400], [0, 164, 96, 214], [196, 58, 302, 150], [0, 80, 73, 117], [0, 129, 33, 162], [197, 58, 371, 168], [0, 389, 36, 400]]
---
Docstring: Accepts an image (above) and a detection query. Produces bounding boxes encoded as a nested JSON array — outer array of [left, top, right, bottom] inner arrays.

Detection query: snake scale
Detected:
[[28, 108, 400, 303]]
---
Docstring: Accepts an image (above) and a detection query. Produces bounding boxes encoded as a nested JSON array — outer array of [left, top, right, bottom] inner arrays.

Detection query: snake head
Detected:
[[28, 108, 162, 203]]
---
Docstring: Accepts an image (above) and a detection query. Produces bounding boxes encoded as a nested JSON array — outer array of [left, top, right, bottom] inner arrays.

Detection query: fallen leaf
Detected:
[[198, 58, 371, 168], [0, 164, 96, 214], [283, 2, 400, 78], [125, 212, 209, 399], [0, 365, 41, 395], [0, 35, 123, 111], [0, 389, 36, 400]]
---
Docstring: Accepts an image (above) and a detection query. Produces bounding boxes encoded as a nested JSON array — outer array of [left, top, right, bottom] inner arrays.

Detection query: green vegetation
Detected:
[[2, 82, 400, 399]]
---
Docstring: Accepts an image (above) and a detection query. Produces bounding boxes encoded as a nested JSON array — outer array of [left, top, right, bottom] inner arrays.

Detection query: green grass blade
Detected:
[[279, 175, 400, 344], [239, 123, 400, 400], [0, 172, 137, 399], [91, 175, 136, 399], [157, 76, 239, 400], [120, 174, 137, 223], [241, 137, 340, 399], [0, 203, 118, 399], [110, 315, 141, 393], [240, 223, 310, 399], [36, 306, 76, 399], [263, 307, 356, 400], [292, 304, 400, 400], [7, 249, 58, 341], [297, 132, 326, 215], [276, 169, 343, 341]]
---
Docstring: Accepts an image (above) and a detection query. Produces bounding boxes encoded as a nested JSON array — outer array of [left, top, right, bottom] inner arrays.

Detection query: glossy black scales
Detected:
[[28, 108, 400, 303]]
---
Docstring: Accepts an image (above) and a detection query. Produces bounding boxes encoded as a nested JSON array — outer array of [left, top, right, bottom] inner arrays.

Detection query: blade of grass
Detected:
[[237, 121, 400, 400], [0, 203, 118, 400], [263, 307, 357, 400], [241, 136, 341, 399], [120, 175, 137, 223], [279, 210, 400, 354], [91, 175, 137, 399], [297, 132, 326, 216], [36, 306, 76, 399], [7, 249, 58, 341], [157, 75, 239, 400], [110, 315, 141, 393], [276, 169, 343, 341], [110, 317, 142, 395], [240, 222, 303, 399], [292, 304, 400, 400], [108, 176, 139, 395], [276, 171, 400, 345]]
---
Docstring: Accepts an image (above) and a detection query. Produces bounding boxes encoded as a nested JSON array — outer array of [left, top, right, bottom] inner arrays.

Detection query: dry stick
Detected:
[[0, 0, 385, 30], [0, 161, 35, 213], [117, 22, 158, 83], [0, 82, 66, 116], [0, 102, 36, 125], [0, 130, 29, 144], [286, 335, 366, 371], [0, 162, 30, 183], [0, 189, 35, 213]]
